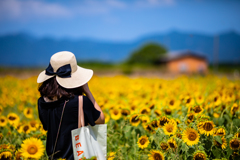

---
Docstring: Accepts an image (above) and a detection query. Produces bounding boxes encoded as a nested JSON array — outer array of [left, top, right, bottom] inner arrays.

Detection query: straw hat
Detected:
[[37, 51, 93, 89]]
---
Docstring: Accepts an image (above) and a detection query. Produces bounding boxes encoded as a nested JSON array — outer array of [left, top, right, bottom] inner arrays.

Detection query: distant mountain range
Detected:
[[0, 30, 240, 66]]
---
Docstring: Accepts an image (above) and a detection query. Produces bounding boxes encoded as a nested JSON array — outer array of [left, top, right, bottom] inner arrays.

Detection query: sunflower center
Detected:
[[140, 138, 147, 145], [146, 125, 154, 132], [166, 126, 173, 132], [176, 133, 182, 139], [149, 104, 154, 110], [165, 109, 171, 115], [188, 131, 197, 141], [1, 119, 5, 123], [27, 145, 38, 155], [231, 140, 240, 149], [203, 122, 213, 131], [132, 116, 139, 123], [169, 142, 175, 148], [186, 98, 191, 104], [141, 109, 148, 114], [159, 118, 168, 126], [9, 116, 16, 121], [194, 153, 206, 160], [169, 100, 174, 106], [151, 121, 158, 128], [160, 143, 168, 150], [153, 153, 162, 160], [194, 106, 202, 113], [121, 110, 129, 116], [23, 126, 29, 132], [113, 110, 119, 115], [27, 109, 31, 114], [154, 111, 161, 116]]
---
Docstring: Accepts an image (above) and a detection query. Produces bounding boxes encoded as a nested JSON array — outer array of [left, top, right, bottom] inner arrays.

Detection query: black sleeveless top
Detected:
[[38, 95, 101, 160]]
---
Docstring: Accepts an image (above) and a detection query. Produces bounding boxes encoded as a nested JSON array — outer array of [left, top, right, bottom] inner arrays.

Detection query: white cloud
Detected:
[[0, 0, 175, 22], [0, 0, 72, 21]]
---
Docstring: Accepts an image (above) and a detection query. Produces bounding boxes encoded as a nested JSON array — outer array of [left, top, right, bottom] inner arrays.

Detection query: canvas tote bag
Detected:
[[71, 96, 107, 160]]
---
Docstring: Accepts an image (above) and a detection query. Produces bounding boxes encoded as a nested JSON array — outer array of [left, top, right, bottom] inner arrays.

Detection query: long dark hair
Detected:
[[38, 77, 83, 100]]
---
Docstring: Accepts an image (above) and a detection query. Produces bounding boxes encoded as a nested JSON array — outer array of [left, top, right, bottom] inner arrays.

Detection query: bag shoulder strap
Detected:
[[51, 100, 68, 160], [78, 95, 85, 128]]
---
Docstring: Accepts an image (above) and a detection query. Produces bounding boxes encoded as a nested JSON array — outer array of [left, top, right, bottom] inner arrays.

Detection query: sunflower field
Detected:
[[0, 75, 240, 160]]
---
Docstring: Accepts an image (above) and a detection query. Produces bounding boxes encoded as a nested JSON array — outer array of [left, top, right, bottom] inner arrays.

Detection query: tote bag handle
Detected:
[[78, 96, 85, 128]]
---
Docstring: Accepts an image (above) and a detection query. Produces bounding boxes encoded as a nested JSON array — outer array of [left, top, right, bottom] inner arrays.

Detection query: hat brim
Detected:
[[37, 70, 55, 83], [57, 66, 93, 89], [37, 66, 93, 89]]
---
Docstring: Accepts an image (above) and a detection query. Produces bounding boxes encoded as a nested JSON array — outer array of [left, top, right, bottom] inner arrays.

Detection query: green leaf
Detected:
[[204, 140, 212, 150], [188, 147, 195, 154], [181, 142, 189, 153], [218, 117, 225, 126], [226, 134, 233, 139], [212, 147, 222, 158], [233, 118, 240, 127], [198, 145, 205, 151], [214, 136, 222, 144]]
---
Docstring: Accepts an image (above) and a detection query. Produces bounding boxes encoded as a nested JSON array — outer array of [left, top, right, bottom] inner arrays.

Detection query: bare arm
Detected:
[[82, 83, 105, 124]]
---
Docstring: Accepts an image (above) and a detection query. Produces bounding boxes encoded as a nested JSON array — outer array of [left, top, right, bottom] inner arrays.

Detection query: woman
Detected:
[[37, 51, 105, 160]]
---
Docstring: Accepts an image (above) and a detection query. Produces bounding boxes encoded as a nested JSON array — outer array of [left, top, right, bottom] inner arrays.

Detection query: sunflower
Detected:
[[229, 138, 240, 150], [182, 128, 199, 146], [167, 138, 177, 149], [199, 121, 215, 136], [23, 107, 33, 119], [21, 124, 32, 134], [148, 103, 155, 110], [160, 142, 169, 151], [196, 95, 204, 104], [148, 150, 164, 160], [0, 106, 3, 115], [215, 127, 226, 137], [163, 122, 177, 136], [0, 151, 12, 160], [15, 150, 24, 160], [107, 152, 116, 160], [140, 115, 150, 126], [231, 103, 239, 115], [175, 132, 182, 139], [185, 96, 195, 107], [104, 113, 110, 123], [154, 110, 161, 117], [110, 108, 121, 120], [158, 116, 169, 128], [144, 123, 156, 134], [150, 120, 159, 129], [234, 132, 240, 138], [0, 144, 15, 151], [0, 133, 3, 140], [20, 137, 45, 159], [192, 105, 204, 116], [137, 135, 150, 149], [193, 150, 207, 160], [140, 107, 150, 115], [214, 136, 227, 149], [7, 113, 20, 126], [213, 95, 222, 106], [163, 108, 171, 115], [0, 116, 7, 127], [121, 109, 130, 119], [187, 112, 195, 123], [129, 114, 140, 127]]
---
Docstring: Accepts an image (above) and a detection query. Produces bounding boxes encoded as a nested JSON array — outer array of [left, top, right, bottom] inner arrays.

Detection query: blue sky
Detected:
[[0, 0, 240, 41]]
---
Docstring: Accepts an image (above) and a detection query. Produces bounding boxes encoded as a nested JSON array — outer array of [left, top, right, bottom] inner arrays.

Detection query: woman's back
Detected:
[[38, 95, 100, 160]]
